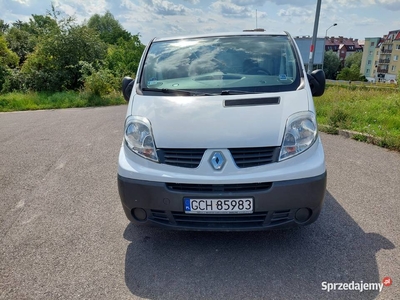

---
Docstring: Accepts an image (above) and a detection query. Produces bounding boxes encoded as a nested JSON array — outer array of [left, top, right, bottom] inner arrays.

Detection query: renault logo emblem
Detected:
[[209, 151, 226, 170]]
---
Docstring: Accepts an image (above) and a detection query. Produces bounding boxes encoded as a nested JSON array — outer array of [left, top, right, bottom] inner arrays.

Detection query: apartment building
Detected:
[[324, 36, 363, 67], [360, 37, 382, 80], [377, 30, 400, 82], [361, 29, 400, 82]]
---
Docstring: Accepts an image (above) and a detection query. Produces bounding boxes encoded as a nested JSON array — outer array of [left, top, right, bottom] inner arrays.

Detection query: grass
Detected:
[[315, 84, 400, 151], [0, 90, 126, 112]]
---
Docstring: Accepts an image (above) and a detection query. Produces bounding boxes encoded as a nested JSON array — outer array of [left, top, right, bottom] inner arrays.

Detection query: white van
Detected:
[[118, 32, 327, 230]]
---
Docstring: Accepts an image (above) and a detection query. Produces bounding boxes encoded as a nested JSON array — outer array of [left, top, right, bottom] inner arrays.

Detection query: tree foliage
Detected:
[[5, 27, 36, 65], [0, 35, 19, 91], [87, 11, 131, 45], [0, 35, 19, 67], [0, 19, 9, 34], [344, 51, 363, 69], [336, 64, 365, 81], [0, 8, 145, 94], [106, 35, 145, 77], [323, 50, 340, 80], [336, 52, 365, 81], [21, 25, 107, 91]]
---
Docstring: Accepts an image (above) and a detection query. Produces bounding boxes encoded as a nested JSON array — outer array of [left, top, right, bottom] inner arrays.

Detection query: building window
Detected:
[[371, 42, 375, 46], [368, 60, 371, 65], [369, 51, 372, 55], [394, 55, 399, 61], [391, 65, 396, 72], [396, 45, 400, 50], [366, 69, 370, 73], [376, 51, 379, 55]]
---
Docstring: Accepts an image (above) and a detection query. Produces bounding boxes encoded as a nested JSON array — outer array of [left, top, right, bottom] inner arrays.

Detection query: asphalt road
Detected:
[[0, 106, 399, 300]]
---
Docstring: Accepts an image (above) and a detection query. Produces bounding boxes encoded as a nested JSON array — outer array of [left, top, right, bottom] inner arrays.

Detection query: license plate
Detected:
[[184, 198, 253, 214]]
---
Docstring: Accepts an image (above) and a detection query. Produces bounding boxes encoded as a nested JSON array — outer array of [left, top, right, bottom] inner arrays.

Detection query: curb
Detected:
[[319, 124, 383, 146]]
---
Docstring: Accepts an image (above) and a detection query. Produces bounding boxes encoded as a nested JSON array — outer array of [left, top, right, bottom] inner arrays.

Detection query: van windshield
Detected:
[[140, 35, 302, 95]]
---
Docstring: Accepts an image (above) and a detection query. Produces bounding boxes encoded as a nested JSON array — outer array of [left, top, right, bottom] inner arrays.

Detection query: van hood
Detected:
[[131, 90, 309, 148]]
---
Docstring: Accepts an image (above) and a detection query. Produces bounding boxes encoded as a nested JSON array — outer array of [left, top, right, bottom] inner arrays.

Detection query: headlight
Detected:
[[279, 111, 317, 161], [124, 116, 158, 162]]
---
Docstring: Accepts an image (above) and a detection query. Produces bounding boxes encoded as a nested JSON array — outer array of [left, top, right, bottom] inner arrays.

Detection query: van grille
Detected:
[[171, 211, 268, 229], [157, 147, 280, 169], [229, 147, 280, 168], [270, 210, 291, 225], [148, 210, 295, 229], [157, 148, 206, 168], [166, 182, 272, 193]]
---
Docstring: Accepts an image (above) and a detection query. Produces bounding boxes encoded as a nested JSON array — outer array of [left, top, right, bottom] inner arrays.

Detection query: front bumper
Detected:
[[117, 172, 327, 231]]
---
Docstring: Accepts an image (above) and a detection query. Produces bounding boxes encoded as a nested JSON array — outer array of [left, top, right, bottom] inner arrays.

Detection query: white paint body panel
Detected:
[[130, 90, 308, 148]]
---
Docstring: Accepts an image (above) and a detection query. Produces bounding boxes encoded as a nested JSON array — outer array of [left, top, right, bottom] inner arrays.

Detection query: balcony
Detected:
[[379, 59, 390, 64], [377, 68, 388, 73], [383, 49, 393, 54]]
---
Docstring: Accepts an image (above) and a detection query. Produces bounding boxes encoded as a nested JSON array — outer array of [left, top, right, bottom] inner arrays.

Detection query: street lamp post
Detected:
[[322, 23, 337, 71]]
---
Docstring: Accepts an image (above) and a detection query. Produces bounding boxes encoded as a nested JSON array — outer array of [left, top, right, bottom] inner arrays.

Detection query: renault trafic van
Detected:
[[118, 32, 327, 230]]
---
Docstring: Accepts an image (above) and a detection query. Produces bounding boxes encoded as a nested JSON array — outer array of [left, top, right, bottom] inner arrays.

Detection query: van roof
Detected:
[[153, 31, 289, 42]]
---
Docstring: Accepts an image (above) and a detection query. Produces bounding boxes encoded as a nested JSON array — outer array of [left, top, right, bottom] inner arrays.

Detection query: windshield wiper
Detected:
[[142, 87, 215, 96], [220, 90, 260, 95]]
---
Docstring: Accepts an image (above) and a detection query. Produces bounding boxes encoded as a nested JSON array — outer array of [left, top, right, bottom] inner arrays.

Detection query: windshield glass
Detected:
[[140, 35, 301, 94]]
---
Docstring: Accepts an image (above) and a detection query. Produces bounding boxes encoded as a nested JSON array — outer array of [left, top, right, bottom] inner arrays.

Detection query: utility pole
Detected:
[[307, 0, 322, 74]]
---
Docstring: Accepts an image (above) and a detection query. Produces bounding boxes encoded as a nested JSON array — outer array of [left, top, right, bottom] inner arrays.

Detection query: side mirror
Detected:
[[122, 77, 134, 102], [307, 69, 326, 97]]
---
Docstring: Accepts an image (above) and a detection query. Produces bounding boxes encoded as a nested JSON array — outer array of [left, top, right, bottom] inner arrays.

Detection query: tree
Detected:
[[27, 14, 59, 36], [336, 64, 364, 81], [21, 24, 107, 91], [344, 51, 362, 69], [5, 12, 59, 66], [337, 52, 365, 81], [0, 35, 19, 91], [323, 50, 340, 80], [87, 11, 131, 45], [0, 19, 9, 34], [106, 35, 145, 77], [5, 27, 36, 65], [0, 36, 18, 66]]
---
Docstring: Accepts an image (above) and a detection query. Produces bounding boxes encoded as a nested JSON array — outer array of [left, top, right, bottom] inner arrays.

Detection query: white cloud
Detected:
[[183, 0, 200, 4], [141, 0, 190, 15], [265, 0, 315, 5], [12, 0, 30, 4], [231, 0, 267, 5], [52, 0, 109, 19], [211, 1, 253, 18], [278, 6, 311, 17], [351, 16, 380, 26], [377, 0, 400, 10], [324, 0, 400, 10]]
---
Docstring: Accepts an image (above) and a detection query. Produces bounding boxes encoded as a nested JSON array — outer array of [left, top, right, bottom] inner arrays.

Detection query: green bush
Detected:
[[80, 62, 121, 96], [82, 67, 120, 96], [1, 68, 28, 93]]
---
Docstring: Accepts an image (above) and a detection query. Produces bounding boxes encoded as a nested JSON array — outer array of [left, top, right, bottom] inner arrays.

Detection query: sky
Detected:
[[1, 0, 400, 45]]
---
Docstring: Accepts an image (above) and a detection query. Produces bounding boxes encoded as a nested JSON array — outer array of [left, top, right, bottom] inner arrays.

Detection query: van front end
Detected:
[[117, 32, 327, 231]]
